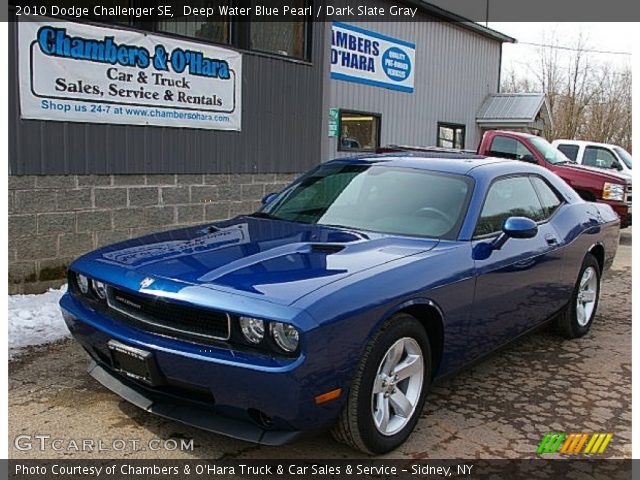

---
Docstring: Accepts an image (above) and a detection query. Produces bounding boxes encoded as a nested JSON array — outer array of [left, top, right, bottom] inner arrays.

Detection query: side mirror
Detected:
[[492, 216, 538, 250], [472, 217, 539, 260], [261, 192, 278, 205], [612, 161, 623, 171], [520, 154, 538, 164]]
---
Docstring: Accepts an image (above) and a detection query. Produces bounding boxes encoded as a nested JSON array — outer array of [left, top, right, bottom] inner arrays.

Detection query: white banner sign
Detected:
[[18, 19, 242, 130], [330, 22, 415, 93]]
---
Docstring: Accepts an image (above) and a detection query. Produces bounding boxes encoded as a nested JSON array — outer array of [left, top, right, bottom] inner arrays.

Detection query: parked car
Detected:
[[382, 131, 632, 228], [477, 131, 631, 228], [60, 153, 619, 454], [551, 139, 632, 175]]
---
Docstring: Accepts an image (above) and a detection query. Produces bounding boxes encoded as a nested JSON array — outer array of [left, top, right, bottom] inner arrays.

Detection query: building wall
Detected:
[[8, 173, 297, 294], [8, 13, 504, 293], [9, 17, 325, 175], [323, 15, 502, 156], [8, 16, 322, 292]]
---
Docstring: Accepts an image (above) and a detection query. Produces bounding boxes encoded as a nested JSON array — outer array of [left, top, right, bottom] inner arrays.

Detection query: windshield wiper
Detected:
[[249, 211, 276, 219], [320, 223, 370, 240]]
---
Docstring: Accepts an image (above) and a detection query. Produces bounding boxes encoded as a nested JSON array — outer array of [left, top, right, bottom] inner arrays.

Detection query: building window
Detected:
[[338, 111, 381, 152], [249, 20, 308, 59], [437, 123, 465, 149], [157, 0, 230, 44]]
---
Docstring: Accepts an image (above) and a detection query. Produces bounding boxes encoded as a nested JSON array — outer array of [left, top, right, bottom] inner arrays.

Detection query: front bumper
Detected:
[[88, 360, 304, 445], [60, 292, 345, 440]]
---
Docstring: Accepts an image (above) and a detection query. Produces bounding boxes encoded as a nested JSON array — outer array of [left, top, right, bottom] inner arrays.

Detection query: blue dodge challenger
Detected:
[[60, 153, 619, 454]]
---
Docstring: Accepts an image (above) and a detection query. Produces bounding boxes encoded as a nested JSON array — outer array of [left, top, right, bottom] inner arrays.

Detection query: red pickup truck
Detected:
[[380, 130, 632, 227]]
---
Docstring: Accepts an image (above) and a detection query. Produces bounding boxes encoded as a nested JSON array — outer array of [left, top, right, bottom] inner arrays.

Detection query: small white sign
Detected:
[[18, 19, 242, 130]]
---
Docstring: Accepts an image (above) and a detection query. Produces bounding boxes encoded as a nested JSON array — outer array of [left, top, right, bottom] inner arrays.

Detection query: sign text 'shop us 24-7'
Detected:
[[18, 19, 242, 130], [330, 22, 416, 93]]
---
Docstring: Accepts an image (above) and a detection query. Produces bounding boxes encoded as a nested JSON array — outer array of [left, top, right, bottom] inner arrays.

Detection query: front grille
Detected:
[[626, 185, 632, 204], [107, 287, 230, 343]]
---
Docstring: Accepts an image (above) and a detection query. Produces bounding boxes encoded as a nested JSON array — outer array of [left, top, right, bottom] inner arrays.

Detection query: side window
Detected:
[[488, 136, 534, 161], [475, 176, 546, 236], [557, 144, 579, 161], [531, 176, 563, 217], [583, 146, 618, 169]]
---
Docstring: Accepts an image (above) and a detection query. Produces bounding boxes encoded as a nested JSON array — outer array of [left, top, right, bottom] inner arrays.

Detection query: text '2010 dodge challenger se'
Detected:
[[60, 153, 619, 454]]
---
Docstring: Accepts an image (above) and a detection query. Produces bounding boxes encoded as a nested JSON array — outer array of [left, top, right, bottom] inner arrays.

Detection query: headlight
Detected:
[[269, 322, 300, 352], [76, 273, 89, 294], [92, 280, 107, 299], [602, 182, 625, 201], [239, 316, 265, 344]]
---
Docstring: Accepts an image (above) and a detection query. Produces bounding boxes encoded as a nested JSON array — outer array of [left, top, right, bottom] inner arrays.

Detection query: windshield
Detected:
[[530, 137, 573, 165], [259, 163, 473, 239], [614, 147, 632, 169]]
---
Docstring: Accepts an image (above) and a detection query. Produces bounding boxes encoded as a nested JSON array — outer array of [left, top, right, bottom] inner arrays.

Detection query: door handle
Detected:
[[545, 234, 559, 246]]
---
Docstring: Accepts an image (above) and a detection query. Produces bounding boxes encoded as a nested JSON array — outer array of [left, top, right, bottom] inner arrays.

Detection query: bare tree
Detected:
[[502, 33, 632, 152]]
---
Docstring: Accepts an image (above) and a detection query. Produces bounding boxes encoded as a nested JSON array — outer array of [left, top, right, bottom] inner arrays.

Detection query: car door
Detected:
[[467, 175, 567, 358]]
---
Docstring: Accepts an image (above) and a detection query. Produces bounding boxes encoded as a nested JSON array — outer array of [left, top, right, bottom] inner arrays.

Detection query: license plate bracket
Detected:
[[107, 340, 163, 386]]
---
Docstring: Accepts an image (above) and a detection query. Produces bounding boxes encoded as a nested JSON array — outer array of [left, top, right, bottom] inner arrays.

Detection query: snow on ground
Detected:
[[9, 285, 70, 359]]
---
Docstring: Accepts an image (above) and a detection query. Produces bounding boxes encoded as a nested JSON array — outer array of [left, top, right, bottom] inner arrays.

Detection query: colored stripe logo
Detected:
[[537, 433, 613, 455]]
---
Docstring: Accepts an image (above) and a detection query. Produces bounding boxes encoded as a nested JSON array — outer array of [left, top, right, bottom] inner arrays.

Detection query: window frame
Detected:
[[436, 122, 466, 149], [472, 173, 566, 240], [556, 143, 580, 162], [583, 145, 620, 170], [261, 163, 476, 241], [14, 1, 314, 65], [337, 109, 382, 153], [246, 10, 313, 61]]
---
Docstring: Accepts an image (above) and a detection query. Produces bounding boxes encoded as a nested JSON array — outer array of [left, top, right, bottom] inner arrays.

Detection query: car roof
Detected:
[[325, 152, 543, 177], [552, 139, 620, 149]]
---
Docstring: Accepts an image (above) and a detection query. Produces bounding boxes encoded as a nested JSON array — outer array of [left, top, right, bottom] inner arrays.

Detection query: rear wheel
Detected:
[[556, 253, 601, 338], [331, 314, 431, 454]]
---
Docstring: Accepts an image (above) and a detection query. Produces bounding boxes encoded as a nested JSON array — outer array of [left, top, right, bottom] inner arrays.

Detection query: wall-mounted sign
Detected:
[[330, 22, 415, 93], [328, 108, 339, 137], [18, 19, 242, 130]]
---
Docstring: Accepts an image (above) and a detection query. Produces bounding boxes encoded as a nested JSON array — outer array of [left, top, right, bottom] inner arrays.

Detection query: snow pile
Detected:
[[9, 285, 70, 359]]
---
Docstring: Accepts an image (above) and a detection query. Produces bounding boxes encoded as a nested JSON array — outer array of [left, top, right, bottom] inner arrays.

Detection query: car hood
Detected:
[[558, 163, 631, 183], [77, 217, 439, 306]]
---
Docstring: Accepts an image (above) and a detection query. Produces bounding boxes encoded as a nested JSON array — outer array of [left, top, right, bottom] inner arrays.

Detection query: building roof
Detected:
[[476, 93, 553, 128], [412, 2, 516, 43]]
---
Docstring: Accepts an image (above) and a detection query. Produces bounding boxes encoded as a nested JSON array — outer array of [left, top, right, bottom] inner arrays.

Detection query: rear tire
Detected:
[[331, 313, 431, 454], [555, 253, 601, 338]]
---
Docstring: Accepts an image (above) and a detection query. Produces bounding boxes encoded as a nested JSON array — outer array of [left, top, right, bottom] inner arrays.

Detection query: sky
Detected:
[[488, 23, 633, 80]]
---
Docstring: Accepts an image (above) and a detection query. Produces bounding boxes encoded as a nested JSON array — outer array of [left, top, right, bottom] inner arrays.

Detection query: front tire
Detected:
[[556, 253, 601, 338], [331, 314, 431, 454]]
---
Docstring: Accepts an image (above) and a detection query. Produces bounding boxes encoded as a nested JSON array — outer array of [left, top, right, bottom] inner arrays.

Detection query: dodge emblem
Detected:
[[140, 277, 155, 289]]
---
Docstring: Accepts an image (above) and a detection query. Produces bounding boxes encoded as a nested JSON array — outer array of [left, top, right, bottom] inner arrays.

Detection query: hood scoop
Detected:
[[310, 244, 345, 254]]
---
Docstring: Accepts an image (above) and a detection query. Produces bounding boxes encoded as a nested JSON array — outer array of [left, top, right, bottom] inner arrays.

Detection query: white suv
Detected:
[[551, 139, 632, 178]]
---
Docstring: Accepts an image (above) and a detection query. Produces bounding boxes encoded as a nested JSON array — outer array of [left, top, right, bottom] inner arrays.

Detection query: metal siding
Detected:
[[325, 9, 502, 156], [477, 93, 545, 121], [9, 18, 324, 175]]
